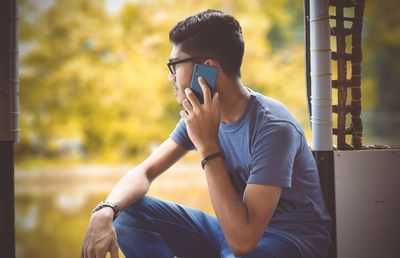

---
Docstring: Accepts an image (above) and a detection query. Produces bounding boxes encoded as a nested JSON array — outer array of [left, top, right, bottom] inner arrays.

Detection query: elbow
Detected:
[[230, 238, 258, 257]]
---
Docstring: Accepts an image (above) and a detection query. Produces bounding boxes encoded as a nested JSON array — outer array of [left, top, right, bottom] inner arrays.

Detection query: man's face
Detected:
[[167, 45, 195, 105]]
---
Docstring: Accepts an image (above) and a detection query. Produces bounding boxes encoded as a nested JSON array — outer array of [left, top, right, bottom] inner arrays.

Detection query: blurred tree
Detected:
[[17, 0, 315, 162], [18, 0, 175, 161], [363, 0, 400, 143]]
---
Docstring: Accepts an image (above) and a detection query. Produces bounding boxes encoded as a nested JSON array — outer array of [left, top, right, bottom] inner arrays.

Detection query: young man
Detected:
[[81, 9, 331, 258]]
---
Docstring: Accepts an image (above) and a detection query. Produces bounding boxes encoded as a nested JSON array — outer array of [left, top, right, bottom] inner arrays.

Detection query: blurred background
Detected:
[[15, 0, 399, 257]]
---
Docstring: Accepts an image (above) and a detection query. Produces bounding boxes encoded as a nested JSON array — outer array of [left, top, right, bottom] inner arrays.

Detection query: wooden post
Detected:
[[0, 142, 16, 258], [0, 0, 18, 257]]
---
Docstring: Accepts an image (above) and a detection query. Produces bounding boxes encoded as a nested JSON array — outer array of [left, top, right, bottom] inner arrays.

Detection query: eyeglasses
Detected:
[[166, 56, 203, 74]]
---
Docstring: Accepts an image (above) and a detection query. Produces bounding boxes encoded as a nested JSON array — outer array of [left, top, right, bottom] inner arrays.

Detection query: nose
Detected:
[[168, 72, 176, 82]]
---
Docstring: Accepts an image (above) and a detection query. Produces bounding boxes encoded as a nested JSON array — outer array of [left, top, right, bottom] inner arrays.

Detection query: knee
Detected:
[[124, 196, 157, 213], [113, 196, 160, 231], [123, 196, 161, 217]]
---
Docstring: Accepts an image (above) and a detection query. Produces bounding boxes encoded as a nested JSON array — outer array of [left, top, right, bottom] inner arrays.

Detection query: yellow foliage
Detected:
[[17, 0, 343, 161]]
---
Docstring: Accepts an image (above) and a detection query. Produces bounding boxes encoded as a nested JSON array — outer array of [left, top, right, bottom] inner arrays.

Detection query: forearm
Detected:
[[82, 166, 149, 258], [82, 138, 185, 258], [102, 138, 187, 213], [203, 157, 256, 253], [106, 164, 151, 211]]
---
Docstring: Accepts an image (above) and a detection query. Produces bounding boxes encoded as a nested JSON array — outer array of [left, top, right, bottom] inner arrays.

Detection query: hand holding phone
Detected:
[[190, 64, 218, 104]]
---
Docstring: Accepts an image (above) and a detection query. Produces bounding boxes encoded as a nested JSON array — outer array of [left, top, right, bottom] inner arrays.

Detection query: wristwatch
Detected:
[[92, 200, 121, 221]]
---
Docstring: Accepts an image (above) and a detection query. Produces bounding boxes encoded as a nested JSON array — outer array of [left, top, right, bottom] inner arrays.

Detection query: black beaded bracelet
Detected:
[[201, 151, 225, 169]]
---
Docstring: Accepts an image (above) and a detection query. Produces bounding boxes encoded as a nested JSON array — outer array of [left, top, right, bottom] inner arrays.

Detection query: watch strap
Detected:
[[92, 200, 121, 221]]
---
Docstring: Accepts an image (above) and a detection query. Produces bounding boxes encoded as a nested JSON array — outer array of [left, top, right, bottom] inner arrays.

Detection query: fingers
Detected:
[[184, 87, 200, 108], [180, 110, 189, 121], [198, 76, 211, 105], [81, 236, 102, 258], [86, 246, 95, 258], [81, 235, 91, 258], [212, 92, 219, 111], [181, 98, 193, 114], [110, 240, 120, 258], [95, 249, 107, 258]]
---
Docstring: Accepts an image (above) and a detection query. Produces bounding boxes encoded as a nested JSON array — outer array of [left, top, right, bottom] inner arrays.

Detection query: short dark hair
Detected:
[[169, 9, 244, 77]]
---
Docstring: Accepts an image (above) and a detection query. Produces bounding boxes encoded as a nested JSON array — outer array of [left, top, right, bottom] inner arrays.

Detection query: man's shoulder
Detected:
[[249, 89, 277, 104], [249, 90, 297, 124]]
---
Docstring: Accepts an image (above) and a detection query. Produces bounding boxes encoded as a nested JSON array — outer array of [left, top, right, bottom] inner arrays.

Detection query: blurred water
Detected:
[[15, 162, 211, 258]]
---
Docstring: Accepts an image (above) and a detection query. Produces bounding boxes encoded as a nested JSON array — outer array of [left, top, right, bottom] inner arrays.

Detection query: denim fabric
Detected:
[[113, 196, 312, 258]]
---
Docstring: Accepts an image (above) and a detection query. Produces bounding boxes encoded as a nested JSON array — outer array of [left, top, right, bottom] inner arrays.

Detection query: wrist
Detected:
[[198, 143, 221, 158], [91, 206, 114, 221], [201, 150, 225, 169], [92, 200, 121, 221]]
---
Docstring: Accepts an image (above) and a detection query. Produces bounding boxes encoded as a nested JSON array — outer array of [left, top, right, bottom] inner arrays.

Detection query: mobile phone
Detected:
[[190, 64, 218, 104]]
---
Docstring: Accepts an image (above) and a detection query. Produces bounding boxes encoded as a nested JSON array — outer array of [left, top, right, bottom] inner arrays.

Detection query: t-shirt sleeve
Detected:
[[248, 121, 301, 188], [170, 119, 196, 150]]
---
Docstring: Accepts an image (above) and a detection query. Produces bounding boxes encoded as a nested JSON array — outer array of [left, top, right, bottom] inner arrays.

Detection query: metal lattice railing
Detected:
[[329, 0, 365, 150]]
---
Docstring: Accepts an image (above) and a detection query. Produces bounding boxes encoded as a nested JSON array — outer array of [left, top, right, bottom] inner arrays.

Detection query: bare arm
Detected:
[[181, 79, 281, 256], [81, 138, 188, 258], [106, 137, 188, 210], [203, 156, 281, 256]]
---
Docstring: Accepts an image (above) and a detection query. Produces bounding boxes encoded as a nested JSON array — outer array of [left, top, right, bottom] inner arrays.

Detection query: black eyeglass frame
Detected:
[[166, 56, 206, 74]]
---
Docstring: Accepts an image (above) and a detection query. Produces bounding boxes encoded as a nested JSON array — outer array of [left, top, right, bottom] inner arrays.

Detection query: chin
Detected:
[[176, 95, 184, 105]]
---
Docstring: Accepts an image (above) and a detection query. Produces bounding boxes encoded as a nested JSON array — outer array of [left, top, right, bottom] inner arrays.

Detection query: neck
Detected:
[[218, 77, 250, 124]]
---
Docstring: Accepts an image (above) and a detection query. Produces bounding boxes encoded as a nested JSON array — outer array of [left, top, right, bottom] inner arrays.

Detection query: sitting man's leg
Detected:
[[219, 232, 302, 258], [113, 196, 223, 258], [220, 229, 329, 258]]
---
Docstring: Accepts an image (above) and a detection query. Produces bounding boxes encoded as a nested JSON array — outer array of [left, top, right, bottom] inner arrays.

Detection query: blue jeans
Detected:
[[113, 196, 326, 258]]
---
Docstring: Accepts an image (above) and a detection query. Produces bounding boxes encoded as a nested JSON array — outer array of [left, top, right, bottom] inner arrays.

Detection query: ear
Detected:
[[204, 58, 221, 69], [203, 59, 229, 81]]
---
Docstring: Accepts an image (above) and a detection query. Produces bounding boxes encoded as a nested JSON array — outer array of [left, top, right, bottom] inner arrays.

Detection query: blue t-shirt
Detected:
[[170, 89, 331, 253]]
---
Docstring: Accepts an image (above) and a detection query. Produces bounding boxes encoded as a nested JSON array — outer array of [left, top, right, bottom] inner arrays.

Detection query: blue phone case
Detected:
[[190, 64, 218, 104]]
